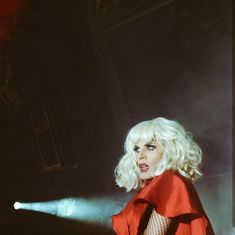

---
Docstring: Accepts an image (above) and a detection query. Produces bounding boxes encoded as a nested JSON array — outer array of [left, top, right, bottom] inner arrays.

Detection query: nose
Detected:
[[138, 149, 146, 160]]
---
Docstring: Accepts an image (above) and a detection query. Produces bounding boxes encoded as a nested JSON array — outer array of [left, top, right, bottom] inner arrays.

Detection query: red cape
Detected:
[[112, 170, 215, 235]]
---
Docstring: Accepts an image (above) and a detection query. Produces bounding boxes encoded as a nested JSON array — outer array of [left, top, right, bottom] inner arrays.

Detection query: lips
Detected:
[[139, 163, 149, 172]]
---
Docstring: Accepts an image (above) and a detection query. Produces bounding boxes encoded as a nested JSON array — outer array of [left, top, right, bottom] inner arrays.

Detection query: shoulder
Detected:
[[135, 170, 200, 205], [147, 171, 204, 217], [159, 170, 190, 180], [138, 170, 199, 206], [151, 170, 192, 189]]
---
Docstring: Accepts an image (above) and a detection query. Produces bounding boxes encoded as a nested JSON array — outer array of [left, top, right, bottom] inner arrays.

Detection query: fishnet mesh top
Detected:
[[143, 209, 171, 235]]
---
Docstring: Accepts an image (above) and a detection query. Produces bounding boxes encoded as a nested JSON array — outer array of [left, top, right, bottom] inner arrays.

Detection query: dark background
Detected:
[[0, 0, 232, 234]]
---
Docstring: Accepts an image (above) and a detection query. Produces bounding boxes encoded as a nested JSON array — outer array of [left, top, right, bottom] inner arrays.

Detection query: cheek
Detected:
[[151, 152, 162, 164]]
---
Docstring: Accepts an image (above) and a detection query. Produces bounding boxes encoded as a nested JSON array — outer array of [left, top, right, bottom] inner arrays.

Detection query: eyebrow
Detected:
[[134, 142, 156, 148], [145, 142, 156, 146]]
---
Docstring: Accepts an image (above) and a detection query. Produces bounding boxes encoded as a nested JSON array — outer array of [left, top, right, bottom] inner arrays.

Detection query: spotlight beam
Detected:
[[13, 197, 125, 227]]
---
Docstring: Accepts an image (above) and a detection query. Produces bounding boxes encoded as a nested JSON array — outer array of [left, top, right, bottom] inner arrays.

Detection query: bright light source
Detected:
[[12, 197, 126, 228], [14, 202, 21, 210]]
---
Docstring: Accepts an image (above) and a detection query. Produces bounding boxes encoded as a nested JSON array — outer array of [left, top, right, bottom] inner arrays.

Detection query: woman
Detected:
[[112, 117, 215, 235]]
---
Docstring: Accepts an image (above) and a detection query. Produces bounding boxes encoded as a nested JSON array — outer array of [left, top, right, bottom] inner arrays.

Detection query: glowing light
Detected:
[[13, 197, 126, 227], [14, 202, 21, 210]]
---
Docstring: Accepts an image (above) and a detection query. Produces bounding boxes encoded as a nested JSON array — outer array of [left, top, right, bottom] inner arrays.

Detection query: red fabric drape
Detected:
[[112, 170, 215, 235]]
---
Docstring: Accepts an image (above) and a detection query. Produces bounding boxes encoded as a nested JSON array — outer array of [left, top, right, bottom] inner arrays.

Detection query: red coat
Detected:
[[112, 170, 215, 235]]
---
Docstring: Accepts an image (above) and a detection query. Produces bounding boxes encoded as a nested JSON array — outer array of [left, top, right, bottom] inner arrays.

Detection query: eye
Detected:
[[146, 144, 156, 151], [133, 146, 140, 153]]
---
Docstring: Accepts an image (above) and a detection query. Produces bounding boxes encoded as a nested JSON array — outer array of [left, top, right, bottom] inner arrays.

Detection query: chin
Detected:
[[139, 174, 153, 180]]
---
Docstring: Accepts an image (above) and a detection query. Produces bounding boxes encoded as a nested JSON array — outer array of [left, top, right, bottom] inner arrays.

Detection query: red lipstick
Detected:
[[139, 163, 149, 172]]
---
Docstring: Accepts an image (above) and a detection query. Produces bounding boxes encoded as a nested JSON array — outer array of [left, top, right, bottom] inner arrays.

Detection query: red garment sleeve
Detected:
[[112, 211, 129, 235], [112, 171, 215, 235]]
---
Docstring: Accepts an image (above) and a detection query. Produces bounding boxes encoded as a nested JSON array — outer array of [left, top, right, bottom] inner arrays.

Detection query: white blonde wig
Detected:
[[115, 117, 202, 191]]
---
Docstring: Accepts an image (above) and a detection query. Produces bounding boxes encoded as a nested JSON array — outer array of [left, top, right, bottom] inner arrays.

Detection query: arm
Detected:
[[143, 209, 171, 235]]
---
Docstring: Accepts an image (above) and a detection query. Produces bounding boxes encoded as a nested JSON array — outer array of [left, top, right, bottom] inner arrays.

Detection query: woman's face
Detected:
[[134, 141, 163, 180]]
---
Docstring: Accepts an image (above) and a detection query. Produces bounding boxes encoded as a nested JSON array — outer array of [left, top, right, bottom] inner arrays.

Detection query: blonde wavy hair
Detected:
[[115, 117, 202, 191]]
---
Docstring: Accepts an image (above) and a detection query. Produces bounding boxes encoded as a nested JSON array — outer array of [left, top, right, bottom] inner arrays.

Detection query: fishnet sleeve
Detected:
[[143, 209, 171, 235]]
